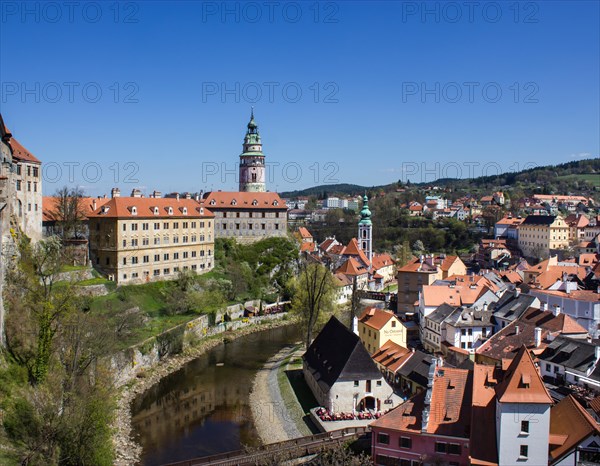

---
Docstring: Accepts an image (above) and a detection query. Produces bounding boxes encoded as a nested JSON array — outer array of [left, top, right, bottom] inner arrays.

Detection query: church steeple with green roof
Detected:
[[239, 108, 266, 192], [358, 194, 373, 262]]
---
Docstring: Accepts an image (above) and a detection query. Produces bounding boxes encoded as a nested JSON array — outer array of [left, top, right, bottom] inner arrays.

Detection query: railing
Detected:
[[162, 426, 371, 466]]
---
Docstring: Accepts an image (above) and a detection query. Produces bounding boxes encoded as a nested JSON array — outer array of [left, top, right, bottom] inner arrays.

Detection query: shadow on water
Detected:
[[130, 324, 303, 466]]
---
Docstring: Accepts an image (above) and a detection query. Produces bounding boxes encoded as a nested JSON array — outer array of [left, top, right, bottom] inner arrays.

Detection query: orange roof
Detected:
[[344, 238, 371, 266], [534, 288, 600, 304], [549, 395, 600, 463], [300, 242, 315, 252], [43, 196, 110, 222], [495, 346, 552, 404], [498, 270, 523, 284], [470, 364, 501, 465], [397, 255, 462, 274], [578, 253, 599, 266], [9, 137, 41, 164], [371, 366, 472, 438], [333, 272, 352, 287], [87, 197, 214, 219], [298, 227, 312, 239], [371, 340, 412, 373], [496, 216, 525, 226], [421, 282, 488, 307], [521, 307, 589, 334], [203, 191, 286, 210], [358, 307, 398, 331], [371, 253, 394, 271], [528, 265, 588, 289], [335, 256, 367, 276]]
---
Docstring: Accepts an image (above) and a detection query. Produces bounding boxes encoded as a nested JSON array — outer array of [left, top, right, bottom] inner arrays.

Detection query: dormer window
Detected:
[[210, 199, 216, 206], [101, 206, 110, 214], [153, 207, 159, 215], [130, 206, 137, 215], [273, 200, 279, 206], [182, 207, 188, 215], [167, 207, 173, 215], [199, 207, 204, 215], [252, 199, 258, 206], [231, 199, 237, 206]]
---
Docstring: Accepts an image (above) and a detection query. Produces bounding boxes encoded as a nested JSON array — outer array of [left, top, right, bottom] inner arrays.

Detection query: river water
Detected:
[[130, 324, 303, 466]]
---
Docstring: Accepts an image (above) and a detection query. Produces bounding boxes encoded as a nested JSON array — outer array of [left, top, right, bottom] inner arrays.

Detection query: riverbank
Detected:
[[113, 315, 298, 466], [250, 344, 316, 445]]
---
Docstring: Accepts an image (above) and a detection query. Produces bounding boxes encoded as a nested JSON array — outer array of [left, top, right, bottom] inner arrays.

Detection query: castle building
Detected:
[[203, 111, 287, 243], [88, 189, 215, 284], [0, 115, 43, 346], [238, 109, 266, 193]]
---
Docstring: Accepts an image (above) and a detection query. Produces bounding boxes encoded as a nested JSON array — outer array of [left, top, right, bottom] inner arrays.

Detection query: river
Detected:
[[130, 323, 303, 466]]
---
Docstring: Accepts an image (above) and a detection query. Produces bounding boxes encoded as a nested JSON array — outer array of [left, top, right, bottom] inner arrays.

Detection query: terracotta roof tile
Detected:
[[495, 345, 552, 404], [549, 395, 600, 463], [203, 191, 286, 210], [87, 197, 214, 219], [42, 196, 110, 222], [358, 307, 398, 331], [8, 137, 41, 163]]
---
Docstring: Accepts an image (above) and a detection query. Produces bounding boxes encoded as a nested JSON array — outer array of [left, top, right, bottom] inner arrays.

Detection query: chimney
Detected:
[[534, 327, 542, 347], [152, 190, 162, 199], [176, 193, 180, 201], [542, 302, 549, 312], [514, 287, 521, 298], [131, 188, 142, 198], [111, 187, 120, 198], [483, 302, 488, 312], [552, 305, 561, 317], [92, 199, 97, 211], [515, 325, 520, 335], [185, 192, 191, 199]]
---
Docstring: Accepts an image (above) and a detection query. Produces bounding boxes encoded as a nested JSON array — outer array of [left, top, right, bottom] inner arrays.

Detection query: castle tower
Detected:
[[358, 194, 373, 263], [239, 109, 266, 192]]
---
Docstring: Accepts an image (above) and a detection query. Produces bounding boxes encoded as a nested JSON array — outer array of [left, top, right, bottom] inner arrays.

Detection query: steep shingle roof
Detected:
[[495, 346, 553, 404], [302, 316, 382, 389]]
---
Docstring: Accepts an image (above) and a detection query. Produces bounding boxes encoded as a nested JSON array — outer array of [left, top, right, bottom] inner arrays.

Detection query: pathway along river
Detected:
[[130, 324, 303, 466]]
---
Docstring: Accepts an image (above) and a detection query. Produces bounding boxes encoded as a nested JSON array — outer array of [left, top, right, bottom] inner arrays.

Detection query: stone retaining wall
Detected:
[[110, 307, 288, 387]]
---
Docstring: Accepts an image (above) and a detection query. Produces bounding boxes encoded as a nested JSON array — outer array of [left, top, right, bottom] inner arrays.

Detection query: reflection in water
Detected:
[[131, 324, 302, 466]]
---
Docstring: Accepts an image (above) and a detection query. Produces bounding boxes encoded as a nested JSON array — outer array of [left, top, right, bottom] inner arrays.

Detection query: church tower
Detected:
[[358, 194, 373, 263], [239, 109, 266, 192]]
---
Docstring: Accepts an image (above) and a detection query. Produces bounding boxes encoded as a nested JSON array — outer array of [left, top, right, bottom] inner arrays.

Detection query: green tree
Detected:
[[291, 262, 337, 349], [5, 235, 78, 385]]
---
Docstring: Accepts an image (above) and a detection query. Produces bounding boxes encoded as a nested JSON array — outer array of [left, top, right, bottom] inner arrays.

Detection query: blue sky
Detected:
[[1, 1, 598, 196]]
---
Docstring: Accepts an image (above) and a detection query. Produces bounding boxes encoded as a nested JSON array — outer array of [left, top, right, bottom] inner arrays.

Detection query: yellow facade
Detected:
[[358, 316, 407, 354], [518, 216, 569, 258]]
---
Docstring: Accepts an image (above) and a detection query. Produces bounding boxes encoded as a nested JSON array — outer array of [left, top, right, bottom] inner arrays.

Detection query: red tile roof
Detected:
[[549, 395, 600, 463], [372, 253, 394, 271], [42, 196, 110, 222], [87, 197, 214, 219], [371, 340, 412, 373], [298, 226, 312, 239], [335, 256, 367, 276], [8, 137, 41, 164], [344, 238, 371, 266], [495, 345, 552, 404], [203, 191, 286, 210], [358, 307, 398, 331]]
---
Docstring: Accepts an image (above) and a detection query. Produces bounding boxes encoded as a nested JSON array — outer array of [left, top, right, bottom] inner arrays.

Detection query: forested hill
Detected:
[[280, 158, 599, 199]]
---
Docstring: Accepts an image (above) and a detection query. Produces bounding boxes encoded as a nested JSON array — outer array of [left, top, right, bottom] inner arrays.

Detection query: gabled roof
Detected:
[[344, 238, 371, 267], [549, 395, 600, 463], [335, 256, 367, 276], [495, 346, 552, 404], [490, 292, 538, 323], [358, 307, 400, 331], [372, 253, 394, 270], [396, 350, 434, 388], [298, 226, 312, 239], [372, 340, 412, 373], [302, 316, 382, 389], [470, 364, 501, 465], [8, 137, 41, 164], [372, 366, 472, 438]]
